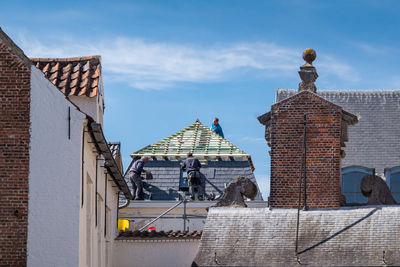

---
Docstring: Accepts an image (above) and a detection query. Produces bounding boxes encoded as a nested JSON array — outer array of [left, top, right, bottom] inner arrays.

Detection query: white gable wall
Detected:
[[27, 66, 85, 266]]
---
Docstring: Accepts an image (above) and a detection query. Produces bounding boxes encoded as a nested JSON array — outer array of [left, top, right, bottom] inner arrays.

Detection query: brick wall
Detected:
[[269, 91, 342, 208], [0, 36, 31, 266]]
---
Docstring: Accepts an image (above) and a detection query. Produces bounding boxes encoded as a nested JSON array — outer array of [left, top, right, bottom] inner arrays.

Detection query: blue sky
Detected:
[[2, 0, 400, 198]]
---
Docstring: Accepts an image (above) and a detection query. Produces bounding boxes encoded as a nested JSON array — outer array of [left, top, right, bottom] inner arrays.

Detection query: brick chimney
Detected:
[[258, 49, 358, 209]]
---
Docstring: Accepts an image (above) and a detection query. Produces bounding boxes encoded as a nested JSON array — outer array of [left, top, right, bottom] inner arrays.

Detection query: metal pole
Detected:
[[139, 200, 183, 231], [295, 114, 307, 255], [183, 198, 187, 231], [68, 107, 71, 139], [303, 114, 307, 211]]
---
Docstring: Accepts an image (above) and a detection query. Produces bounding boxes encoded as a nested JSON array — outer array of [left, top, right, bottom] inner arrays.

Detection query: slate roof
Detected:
[[124, 120, 263, 201], [125, 158, 262, 201], [193, 206, 400, 266], [276, 89, 400, 175], [30, 56, 101, 97], [117, 230, 202, 240]]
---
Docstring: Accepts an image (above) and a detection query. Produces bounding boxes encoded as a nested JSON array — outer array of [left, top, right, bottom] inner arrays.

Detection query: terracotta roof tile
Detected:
[[30, 56, 101, 98], [116, 230, 203, 240]]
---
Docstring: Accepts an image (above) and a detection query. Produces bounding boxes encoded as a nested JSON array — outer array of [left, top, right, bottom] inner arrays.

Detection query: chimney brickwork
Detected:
[[269, 91, 343, 209], [0, 35, 31, 266]]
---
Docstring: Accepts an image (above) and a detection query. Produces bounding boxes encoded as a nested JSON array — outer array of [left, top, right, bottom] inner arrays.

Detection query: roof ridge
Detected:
[[132, 120, 249, 157], [30, 55, 101, 62], [277, 88, 400, 93]]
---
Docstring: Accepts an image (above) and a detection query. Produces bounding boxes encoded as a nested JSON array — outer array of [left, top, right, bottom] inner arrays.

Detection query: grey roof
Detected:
[[193, 206, 400, 266], [124, 157, 263, 201], [276, 89, 400, 175]]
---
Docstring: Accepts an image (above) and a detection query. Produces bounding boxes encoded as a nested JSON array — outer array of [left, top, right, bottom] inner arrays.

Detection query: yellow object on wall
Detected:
[[118, 219, 129, 231]]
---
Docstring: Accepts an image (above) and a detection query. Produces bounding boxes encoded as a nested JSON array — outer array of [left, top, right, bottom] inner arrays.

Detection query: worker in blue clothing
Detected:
[[181, 152, 204, 200], [128, 156, 151, 200], [211, 117, 224, 138]]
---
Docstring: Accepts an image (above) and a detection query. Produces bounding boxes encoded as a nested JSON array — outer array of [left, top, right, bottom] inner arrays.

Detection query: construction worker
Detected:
[[211, 117, 224, 138], [181, 152, 204, 200], [128, 156, 151, 200]]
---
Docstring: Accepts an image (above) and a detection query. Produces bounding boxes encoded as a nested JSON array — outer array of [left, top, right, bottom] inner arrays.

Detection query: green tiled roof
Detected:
[[131, 120, 254, 170]]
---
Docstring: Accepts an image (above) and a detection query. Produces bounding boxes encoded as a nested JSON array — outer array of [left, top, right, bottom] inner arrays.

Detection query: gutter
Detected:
[[87, 121, 133, 200]]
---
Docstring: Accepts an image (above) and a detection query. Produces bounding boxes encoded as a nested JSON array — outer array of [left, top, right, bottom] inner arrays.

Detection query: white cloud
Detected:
[[353, 42, 390, 55], [239, 136, 266, 144], [318, 55, 360, 83], [17, 34, 359, 90]]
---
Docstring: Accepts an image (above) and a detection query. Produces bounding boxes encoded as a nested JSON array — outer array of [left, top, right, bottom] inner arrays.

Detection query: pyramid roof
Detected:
[[131, 120, 254, 170]]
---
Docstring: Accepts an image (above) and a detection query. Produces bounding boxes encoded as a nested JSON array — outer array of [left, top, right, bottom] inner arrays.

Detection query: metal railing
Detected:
[[138, 198, 188, 231]]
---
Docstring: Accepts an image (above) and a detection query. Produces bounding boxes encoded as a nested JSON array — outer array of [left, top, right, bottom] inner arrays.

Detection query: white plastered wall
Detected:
[[69, 96, 100, 124], [114, 240, 200, 267], [69, 79, 104, 126], [27, 66, 86, 266], [78, 128, 121, 267]]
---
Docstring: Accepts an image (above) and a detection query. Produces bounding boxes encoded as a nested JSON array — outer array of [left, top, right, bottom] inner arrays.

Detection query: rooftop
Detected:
[[131, 119, 254, 170], [116, 230, 202, 240], [193, 206, 400, 266], [30, 56, 101, 97], [123, 120, 262, 201]]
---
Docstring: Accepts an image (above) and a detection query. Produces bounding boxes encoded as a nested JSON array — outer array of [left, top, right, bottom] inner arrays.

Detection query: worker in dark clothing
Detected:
[[128, 156, 150, 200], [181, 152, 204, 200]]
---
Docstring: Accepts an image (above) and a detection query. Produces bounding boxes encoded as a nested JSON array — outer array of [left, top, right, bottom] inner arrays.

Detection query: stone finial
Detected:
[[298, 48, 318, 92]]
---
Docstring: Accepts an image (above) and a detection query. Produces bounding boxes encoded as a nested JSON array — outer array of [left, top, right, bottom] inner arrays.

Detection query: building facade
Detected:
[[0, 28, 131, 267], [193, 49, 400, 267]]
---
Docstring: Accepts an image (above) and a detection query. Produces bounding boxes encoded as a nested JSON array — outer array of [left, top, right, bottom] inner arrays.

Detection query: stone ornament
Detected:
[[298, 48, 318, 92], [213, 176, 258, 208], [361, 174, 397, 205]]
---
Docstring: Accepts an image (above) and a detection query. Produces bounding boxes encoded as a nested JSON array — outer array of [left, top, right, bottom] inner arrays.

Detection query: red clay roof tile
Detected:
[[116, 230, 203, 240], [30, 56, 101, 98]]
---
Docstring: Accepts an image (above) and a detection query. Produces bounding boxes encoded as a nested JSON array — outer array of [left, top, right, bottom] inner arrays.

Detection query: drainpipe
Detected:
[[81, 121, 86, 207]]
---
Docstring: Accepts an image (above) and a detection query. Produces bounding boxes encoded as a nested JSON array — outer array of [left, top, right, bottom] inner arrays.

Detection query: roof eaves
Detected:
[[257, 112, 271, 126], [88, 122, 132, 199], [342, 110, 358, 125]]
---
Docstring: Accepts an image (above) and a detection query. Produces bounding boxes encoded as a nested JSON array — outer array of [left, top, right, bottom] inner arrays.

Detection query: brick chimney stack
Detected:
[[258, 49, 358, 209]]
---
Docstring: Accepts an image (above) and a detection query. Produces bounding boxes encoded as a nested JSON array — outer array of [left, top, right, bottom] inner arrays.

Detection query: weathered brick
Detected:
[[269, 91, 343, 209], [0, 33, 31, 267]]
